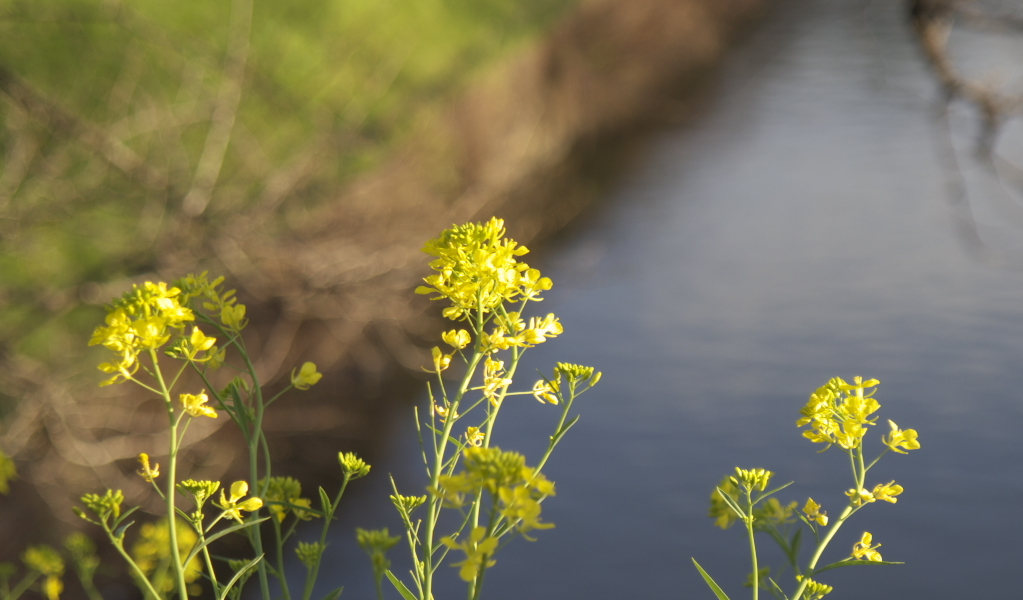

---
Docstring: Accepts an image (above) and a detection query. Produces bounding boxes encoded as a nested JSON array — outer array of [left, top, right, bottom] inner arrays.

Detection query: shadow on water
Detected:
[[294, 0, 1023, 598]]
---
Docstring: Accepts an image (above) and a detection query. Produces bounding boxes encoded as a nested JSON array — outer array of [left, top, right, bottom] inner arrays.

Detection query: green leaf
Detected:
[[320, 586, 343, 600], [113, 520, 135, 541], [715, 487, 746, 521], [112, 505, 141, 529], [184, 517, 269, 567], [691, 558, 732, 600], [385, 570, 417, 600], [217, 554, 263, 600], [551, 415, 581, 446], [788, 528, 803, 568], [319, 487, 333, 517], [765, 576, 789, 600], [812, 559, 904, 575], [756, 481, 794, 503]]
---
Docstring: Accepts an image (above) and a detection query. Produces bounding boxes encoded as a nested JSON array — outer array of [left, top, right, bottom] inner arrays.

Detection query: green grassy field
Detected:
[[0, 0, 577, 385]]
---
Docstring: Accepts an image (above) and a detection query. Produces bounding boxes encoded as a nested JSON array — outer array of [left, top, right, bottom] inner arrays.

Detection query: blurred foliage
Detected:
[[0, 0, 577, 376]]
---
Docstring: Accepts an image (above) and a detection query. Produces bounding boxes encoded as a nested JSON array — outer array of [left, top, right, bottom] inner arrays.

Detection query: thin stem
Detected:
[[149, 349, 190, 600], [746, 489, 759, 600]]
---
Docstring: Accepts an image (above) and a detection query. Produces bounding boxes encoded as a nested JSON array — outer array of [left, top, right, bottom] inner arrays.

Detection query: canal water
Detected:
[[318, 0, 1023, 598]]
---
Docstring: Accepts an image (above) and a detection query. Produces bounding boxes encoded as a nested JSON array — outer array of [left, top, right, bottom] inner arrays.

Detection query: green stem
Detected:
[[149, 349, 190, 600], [791, 504, 854, 599], [746, 489, 758, 600], [302, 475, 352, 600], [422, 349, 484, 600]]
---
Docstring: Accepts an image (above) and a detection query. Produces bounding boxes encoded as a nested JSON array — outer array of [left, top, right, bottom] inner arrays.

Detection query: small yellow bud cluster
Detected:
[[137, 453, 161, 482], [796, 576, 834, 600], [338, 452, 371, 479], [356, 528, 401, 574], [730, 467, 773, 492], [259, 476, 315, 522], [295, 541, 327, 569]]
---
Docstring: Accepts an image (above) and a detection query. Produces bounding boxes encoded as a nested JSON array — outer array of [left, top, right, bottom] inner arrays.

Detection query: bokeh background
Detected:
[[3, 0, 1023, 598]]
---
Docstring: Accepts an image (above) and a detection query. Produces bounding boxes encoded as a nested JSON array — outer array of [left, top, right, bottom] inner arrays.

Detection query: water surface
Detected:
[[323, 1, 1023, 598]]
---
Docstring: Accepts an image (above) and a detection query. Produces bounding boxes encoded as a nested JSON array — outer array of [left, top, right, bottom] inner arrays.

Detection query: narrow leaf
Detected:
[[385, 570, 417, 600], [691, 558, 732, 600], [184, 517, 269, 566], [320, 586, 344, 600], [113, 520, 135, 540], [715, 487, 746, 520], [813, 559, 904, 575], [217, 554, 263, 600]]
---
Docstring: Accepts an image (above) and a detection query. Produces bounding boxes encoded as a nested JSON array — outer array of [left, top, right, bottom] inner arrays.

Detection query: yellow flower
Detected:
[[531, 379, 559, 404], [851, 531, 883, 562], [871, 481, 904, 503], [180, 390, 217, 419], [217, 481, 263, 522], [137, 453, 161, 482], [480, 357, 513, 404], [291, 362, 323, 390], [845, 487, 874, 506], [802, 498, 828, 526], [882, 420, 920, 454], [442, 329, 472, 350], [465, 426, 485, 446], [259, 476, 316, 522], [425, 347, 452, 373], [441, 526, 498, 582]]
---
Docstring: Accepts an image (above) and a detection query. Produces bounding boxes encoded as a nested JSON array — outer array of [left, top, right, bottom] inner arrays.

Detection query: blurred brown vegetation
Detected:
[[0, 0, 770, 566]]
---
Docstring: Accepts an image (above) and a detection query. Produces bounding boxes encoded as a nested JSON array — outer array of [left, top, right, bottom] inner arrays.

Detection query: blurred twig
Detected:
[[0, 64, 173, 194], [182, 0, 253, 217]]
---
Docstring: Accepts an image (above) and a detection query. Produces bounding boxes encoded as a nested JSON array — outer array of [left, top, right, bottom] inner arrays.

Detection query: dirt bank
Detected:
[[0, 0, 771, 557]]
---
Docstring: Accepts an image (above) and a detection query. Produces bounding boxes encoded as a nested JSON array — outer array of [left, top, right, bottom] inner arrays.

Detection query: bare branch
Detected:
[[0, 63, 173, 193]]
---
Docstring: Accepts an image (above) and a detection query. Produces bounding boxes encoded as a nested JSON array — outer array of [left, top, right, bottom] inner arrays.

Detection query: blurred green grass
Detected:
[[0, 0, 577, 373]]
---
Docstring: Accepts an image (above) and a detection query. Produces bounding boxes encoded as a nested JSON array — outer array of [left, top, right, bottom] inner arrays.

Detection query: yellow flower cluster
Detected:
[[416, 218, 553, 321], [89, 282, 194, 386], [259, 476, 315, 522], [442, 526, 498, 582], [130, 518, 203, 594], [22, 545, 65, 600], [175, 272, 248, 333], [436, 447, 555, 537], [797, 377, 885, 450]]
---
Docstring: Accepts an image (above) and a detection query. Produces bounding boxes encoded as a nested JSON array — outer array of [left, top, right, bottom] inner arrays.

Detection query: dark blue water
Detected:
[[315, 0, 1023, 598]]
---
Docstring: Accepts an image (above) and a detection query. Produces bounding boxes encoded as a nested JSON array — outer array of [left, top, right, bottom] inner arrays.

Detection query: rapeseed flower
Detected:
[[882, 420, 920, 454], [416, 218, 552, 321], [441, 526, 498, 582], [137, 453, 161, 482], [851, 531, 882, 562], [802, 498, 828, 526], [291, 362, 322, 390], [180, 391, 217, 418], [216, 481, 263, 523]]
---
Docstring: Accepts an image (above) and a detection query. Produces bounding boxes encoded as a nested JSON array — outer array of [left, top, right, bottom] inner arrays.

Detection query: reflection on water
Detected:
[[323, 0, 1023, 598]]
